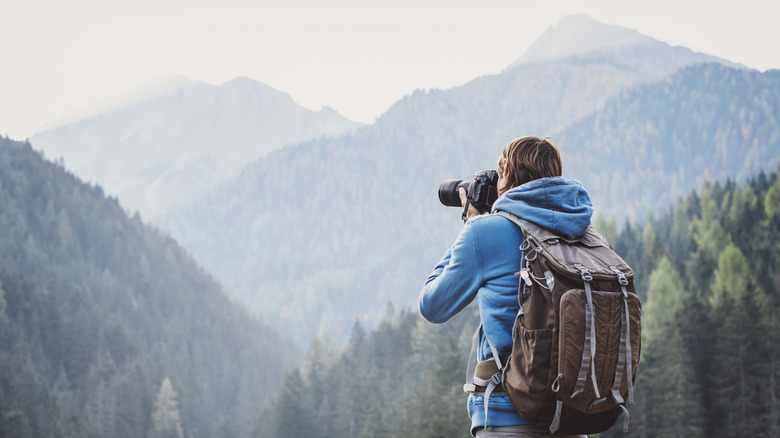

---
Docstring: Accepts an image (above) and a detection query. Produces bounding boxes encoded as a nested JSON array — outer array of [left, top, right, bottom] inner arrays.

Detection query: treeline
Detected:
[[257, 165, 780, 438], [0, 136, 299, 438], [256, 304, 475, 438], [603, 165, 780, 437]]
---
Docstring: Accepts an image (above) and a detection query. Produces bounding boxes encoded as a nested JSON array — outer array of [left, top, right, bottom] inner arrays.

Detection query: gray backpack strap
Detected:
[[482, 372, 502, 428], [572, 264, 602, 403], [494, 210, 524, 229], [609, 267, 635, 407], [464, 323, 482, 392], [464, 323, 504, 428]]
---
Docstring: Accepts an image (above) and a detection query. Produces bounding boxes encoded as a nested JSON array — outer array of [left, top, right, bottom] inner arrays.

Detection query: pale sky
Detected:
[[1, 0, 779, 140]]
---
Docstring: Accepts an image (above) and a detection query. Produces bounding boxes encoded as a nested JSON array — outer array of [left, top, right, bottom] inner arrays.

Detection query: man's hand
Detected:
[[459, 187, 487, 220]]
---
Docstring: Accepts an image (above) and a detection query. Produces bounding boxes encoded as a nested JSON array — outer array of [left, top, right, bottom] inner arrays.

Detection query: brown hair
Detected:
[[497, 136, 562, 195]]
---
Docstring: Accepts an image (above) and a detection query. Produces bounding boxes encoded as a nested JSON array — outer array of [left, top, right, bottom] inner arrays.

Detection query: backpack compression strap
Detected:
[[610, 266, 635, 433], [609, 266, 635, 406], [572, 264, 602, 404]]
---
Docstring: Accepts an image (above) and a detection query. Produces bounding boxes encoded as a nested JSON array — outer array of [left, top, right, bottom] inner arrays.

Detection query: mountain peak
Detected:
[[36, 72, 193, 133], [509, 15, 656, 68], [220, 76, 291, 98]]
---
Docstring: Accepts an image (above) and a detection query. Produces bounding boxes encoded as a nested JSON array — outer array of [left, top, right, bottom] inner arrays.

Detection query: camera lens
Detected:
[[438, 179, 471, 207]]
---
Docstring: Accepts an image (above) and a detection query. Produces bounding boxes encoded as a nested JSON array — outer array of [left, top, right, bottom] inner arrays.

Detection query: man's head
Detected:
[[497, 136, 562, 196]]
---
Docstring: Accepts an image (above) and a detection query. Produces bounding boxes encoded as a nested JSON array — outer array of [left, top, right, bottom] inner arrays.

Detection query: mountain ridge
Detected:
[[506, 14, 740, 71], [159, 28, 762, 345], [0, 135, 299, 438], [36, 72, 194, 133], [510, 15, 655, 67], [31, 77, 363, 220]]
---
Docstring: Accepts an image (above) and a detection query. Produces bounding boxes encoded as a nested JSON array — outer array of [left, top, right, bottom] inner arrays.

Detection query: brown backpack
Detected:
[[495, 210, 642, 435]]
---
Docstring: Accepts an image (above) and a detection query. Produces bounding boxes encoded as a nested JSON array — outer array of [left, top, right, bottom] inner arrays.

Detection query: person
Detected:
[[418, 136, 592, 437]]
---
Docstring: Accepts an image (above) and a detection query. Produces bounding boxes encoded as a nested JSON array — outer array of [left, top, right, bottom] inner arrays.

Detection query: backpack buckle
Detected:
[[575, 264, 593, 281], [610, 266, 630, 286]]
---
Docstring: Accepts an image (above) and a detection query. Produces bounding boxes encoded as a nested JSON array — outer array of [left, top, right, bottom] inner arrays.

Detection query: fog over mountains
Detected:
[[28, 15, 780, 347], [159, 16, 778, 345], [32, 77, 362, 219]]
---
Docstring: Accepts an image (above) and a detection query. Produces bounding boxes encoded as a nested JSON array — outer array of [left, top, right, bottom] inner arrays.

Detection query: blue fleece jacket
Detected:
[[419, 177, 593, 435]]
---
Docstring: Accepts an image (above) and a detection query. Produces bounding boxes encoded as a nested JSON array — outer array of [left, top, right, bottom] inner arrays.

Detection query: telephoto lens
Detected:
[[438, 179, 471, 207]]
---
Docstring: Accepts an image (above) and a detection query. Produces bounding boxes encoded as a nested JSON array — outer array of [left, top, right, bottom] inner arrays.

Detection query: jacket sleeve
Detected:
[[418, 220, 484, 323]]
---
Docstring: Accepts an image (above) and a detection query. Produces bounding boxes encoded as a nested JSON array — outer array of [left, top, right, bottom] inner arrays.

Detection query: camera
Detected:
[[439, 169, 499, 219]]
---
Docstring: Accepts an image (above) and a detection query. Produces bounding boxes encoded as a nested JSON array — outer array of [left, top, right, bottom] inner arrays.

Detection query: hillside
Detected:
[[254, 165, 780, 438], [31, 77, 362, 219], [159, 18, 752, 345], [0, 135, 298, 438], [561, 63, 780, 222]]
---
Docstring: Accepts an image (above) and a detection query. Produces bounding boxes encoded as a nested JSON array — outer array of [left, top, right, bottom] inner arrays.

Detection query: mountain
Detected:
[[158, 16, 768, 346], [559, 63, 780, 222], [31, 77, 362, 219], [507, 15, 737, 69], [0, 135, 299, 438], [35, 72, 193, 133], [509, 14, 657, 67]]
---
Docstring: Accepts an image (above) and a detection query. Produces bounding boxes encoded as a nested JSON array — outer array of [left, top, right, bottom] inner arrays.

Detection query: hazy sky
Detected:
[[2, 0, 779, 139]]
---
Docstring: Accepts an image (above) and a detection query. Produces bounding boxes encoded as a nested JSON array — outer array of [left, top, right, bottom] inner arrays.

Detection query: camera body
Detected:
[[438, 169, 499, 216]]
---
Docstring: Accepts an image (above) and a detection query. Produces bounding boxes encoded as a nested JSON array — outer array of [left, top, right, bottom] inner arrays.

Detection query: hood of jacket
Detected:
[[491, 176, 593, 240]]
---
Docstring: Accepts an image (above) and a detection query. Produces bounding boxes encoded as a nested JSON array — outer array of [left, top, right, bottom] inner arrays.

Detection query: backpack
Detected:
[[467, 210, 642, 435]]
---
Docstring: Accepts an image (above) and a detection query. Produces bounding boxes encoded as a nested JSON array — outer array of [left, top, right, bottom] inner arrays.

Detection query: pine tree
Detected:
[[708, 245, 768, 437], [765, 170, 780, 218], [635, 257, 704, 437], [151, 377, 183, 438], [764, 315, 780, 436], [686, 189, 730, 296], [709, 244, 756, 307], [668, 197, 693, 268], [642, 256, 683, 340]]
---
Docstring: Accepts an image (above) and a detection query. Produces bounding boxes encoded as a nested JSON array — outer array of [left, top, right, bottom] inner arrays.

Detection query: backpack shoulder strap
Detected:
[[493, 209, 527, 230], [464, 323, 505, 428]]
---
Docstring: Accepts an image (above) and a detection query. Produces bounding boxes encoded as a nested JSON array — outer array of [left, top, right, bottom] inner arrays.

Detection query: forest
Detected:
[[257, 165, 780, 438], [0, 136, 299, 438]]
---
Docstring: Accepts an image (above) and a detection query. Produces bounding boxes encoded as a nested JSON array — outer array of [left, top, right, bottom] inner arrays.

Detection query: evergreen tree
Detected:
[[765, 170, 780, 218], [634, 257, 704, 438], [708, 244, 769, 437], [151, 377, 183, 438], [642, 256, 683, 340], [686, 189, 730, 296], [764, 315, 780, 436]]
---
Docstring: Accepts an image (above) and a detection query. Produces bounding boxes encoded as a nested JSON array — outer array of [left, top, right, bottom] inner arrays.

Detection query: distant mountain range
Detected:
[[31, 77, 362, 219], [154, 16, 780, 345], [23, 15, 780, 346]]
